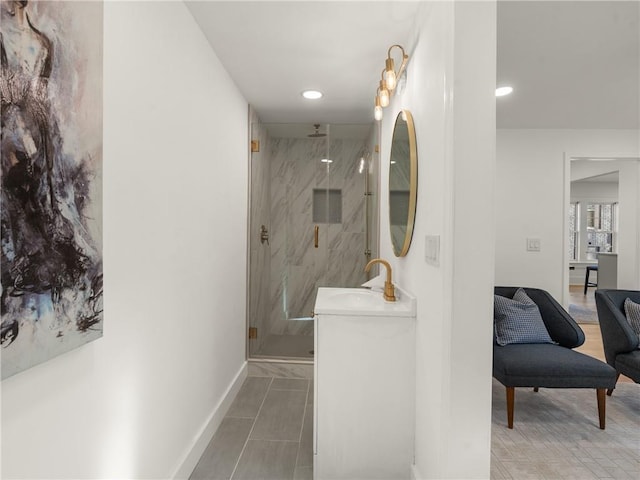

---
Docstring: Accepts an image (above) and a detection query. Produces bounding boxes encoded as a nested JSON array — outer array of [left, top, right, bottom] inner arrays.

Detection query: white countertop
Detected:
[[314, 286, 416, 317]]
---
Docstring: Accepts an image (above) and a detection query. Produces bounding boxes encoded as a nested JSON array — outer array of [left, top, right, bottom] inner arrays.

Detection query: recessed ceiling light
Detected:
[[321, 158, 333, 163], [495, 86, 513, 97], [302, 90, 323, 100]]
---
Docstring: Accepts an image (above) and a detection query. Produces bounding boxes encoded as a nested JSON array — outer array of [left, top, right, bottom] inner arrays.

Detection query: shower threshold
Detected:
[[251, 333, 314, 360]]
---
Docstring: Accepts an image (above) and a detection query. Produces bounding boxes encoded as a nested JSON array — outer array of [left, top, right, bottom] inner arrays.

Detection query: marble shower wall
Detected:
[[268, 134, 371, 336], [248, 113, 271, 354]]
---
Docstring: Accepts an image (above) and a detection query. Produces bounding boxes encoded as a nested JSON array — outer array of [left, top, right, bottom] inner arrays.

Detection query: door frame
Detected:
[[562, 152, 640, 307]]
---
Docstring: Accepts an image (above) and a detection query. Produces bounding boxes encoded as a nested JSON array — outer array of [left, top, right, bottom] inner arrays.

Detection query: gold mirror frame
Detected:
[[389, 110, 417, 257]]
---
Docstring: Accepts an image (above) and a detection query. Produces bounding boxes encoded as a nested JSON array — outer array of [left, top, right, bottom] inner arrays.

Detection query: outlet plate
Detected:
[[526, 238, 541, 252]]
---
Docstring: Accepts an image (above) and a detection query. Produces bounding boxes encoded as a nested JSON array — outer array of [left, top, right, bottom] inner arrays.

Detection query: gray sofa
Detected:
[[494, 287, 617, 429], [594, 289, 640, 394]]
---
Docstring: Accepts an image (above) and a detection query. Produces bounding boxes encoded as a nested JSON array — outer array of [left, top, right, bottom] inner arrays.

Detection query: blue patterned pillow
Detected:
[[623, 298, 640, 347], [494, 288, 554, 346]]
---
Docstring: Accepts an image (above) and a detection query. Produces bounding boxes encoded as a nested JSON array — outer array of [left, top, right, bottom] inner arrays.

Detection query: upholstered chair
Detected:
[[494, 287, 617, 429], [594, 289, 640, 394]]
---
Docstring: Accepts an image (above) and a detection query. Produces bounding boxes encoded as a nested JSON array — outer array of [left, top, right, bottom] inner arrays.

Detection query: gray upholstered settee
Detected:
[[594, 289, 640, 394], [493, 287, 617, 429]]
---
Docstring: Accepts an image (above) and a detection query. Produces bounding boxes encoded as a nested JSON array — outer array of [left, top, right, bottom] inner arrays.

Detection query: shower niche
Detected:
[[248, 121, 379, 360], [313, 189, 342, 224]]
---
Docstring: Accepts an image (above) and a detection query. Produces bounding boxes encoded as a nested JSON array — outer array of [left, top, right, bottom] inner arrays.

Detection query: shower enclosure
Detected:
[[248, 121, 379, 360]]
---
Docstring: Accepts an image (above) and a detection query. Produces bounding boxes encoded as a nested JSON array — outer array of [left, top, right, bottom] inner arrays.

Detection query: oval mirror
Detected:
[[389, 110, 417, 257]]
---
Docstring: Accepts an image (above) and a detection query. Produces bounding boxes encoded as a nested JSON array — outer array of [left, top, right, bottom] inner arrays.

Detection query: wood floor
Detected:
[[491, 380, 639, 479], [570, 286, 633, 384]]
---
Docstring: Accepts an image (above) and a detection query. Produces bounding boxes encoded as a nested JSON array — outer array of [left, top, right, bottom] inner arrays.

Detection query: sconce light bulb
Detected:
[[384, 57, 397, 90], [379, 90, 389, 107], [385, 71, 397, 91], [374, 93, 383, 121], [374, 103, 383, 121], [379, 82, 390, 107]]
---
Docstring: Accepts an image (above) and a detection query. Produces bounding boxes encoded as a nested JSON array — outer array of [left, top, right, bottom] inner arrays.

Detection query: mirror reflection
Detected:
[[389, 110, 417, 257]]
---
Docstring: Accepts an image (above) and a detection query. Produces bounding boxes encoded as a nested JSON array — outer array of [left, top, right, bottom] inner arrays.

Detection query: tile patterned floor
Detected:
[[189, 375, 313, 480], [193, 291, 638, 479], [191, 373, 638, 480]]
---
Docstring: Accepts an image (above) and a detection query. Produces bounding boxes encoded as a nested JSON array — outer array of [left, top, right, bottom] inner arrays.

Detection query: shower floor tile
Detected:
[[254, 334, 314, 359]]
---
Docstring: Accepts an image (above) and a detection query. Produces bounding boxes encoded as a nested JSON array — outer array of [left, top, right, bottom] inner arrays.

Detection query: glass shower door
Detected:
[[248, 122, 377, 360], [269, 125, 331, 357]]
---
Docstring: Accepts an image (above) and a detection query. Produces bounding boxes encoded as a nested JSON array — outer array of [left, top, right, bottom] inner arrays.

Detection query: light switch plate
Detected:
[[425, 235, 440, 266], [526, 238, 541, 252]]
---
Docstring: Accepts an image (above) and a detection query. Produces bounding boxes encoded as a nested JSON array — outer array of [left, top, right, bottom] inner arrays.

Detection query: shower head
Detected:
[[308, 124, 327, 138]]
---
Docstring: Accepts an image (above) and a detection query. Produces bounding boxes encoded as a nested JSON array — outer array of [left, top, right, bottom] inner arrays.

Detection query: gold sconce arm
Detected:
[[373, 44, 409, 121], [384, 44, 409, 92]]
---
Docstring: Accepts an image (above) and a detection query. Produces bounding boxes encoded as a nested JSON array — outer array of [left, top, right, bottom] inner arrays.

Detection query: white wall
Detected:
[[570, 181, 618, 202], [380, 2, 496, 478], [1, 2, 248, 478], [571, 179, 618, 263], [495, 130, 639, 303]]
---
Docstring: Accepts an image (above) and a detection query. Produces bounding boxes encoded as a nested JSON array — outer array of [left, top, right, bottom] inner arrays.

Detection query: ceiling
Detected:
[[186, 1, 640, 129], [572, 171, 619, 184], [186, 1, 420, 124], [497, 1, 639, 129]]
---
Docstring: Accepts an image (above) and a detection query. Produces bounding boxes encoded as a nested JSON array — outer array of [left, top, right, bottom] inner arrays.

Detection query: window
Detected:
[[569, 202, 579, 261], [585, 202, 617, 260]]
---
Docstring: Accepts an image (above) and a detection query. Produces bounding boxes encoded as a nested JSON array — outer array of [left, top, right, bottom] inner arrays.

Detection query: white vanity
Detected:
[[313, 287, 416, 480]]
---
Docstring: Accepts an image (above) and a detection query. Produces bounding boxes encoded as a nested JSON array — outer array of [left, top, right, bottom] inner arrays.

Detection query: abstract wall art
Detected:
[[1, 1, 103, 379]]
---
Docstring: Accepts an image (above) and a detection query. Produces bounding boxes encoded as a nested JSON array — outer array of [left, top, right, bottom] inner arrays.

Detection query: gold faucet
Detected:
[[364, 258, 396, 302]]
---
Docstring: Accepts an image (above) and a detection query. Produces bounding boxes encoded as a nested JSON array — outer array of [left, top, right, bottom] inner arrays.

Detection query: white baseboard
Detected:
[[171, 361, 248, 479]]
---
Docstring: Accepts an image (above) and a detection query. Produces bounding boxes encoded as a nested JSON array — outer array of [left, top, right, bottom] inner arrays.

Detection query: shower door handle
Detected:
[[260, 225, 269, 245], [314, 225, 319, 248]]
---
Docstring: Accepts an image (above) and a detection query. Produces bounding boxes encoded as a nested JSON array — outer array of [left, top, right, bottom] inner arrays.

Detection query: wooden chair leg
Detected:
[[533, 387, 539, 392], [607, 373, 620, 396], [597, 388, 606, 429], [506, 387, 515, 429]]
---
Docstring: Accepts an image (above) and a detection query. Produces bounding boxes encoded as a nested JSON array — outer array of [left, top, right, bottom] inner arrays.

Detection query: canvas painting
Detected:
[[1, 1, 103, 379]]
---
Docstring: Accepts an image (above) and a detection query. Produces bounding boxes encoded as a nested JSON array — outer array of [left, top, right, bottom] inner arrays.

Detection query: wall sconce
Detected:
[[379, 78, 390, 107], [374, 93, 383, 121], [374, 44, 409, 121]]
